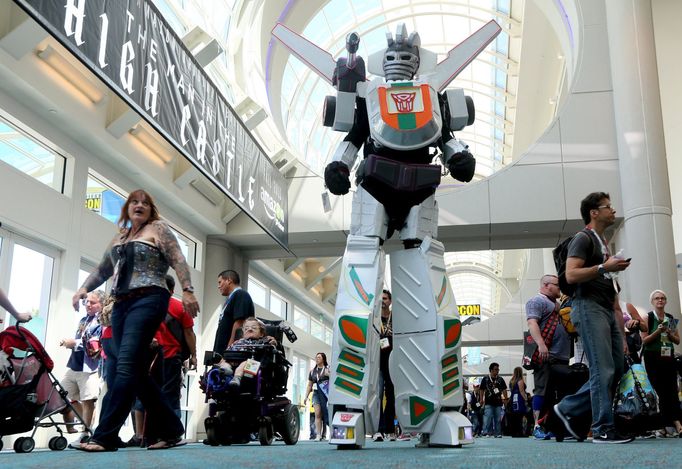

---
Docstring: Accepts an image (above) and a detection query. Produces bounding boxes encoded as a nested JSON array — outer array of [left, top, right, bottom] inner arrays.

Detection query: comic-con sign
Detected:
[[458, 304, 480, 316], [15, 0, 288, 249]]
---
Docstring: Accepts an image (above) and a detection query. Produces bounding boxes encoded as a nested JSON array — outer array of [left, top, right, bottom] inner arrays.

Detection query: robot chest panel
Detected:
[[366, 80, 442, 151]]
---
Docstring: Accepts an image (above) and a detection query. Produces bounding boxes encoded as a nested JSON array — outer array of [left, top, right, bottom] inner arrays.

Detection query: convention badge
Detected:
[[243, 358, 261, 377], [380, 337, 390, 349], [493, 387, 500, 395], [661, 345, 672, 357]]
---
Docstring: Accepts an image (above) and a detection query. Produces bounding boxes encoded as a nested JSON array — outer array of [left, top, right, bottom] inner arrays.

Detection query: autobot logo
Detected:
[[391, 92, 417, 112], [340, 413, 354, 422]]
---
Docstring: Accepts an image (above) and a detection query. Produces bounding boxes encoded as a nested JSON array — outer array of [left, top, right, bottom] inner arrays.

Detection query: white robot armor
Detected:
[[364, 78, 443, 151], [272, 20, 501, 448]]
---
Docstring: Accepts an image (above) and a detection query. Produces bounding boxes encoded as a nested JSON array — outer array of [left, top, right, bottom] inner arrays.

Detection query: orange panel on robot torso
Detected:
[[367, 80, 442, 150], [379, 83, 433, 130]]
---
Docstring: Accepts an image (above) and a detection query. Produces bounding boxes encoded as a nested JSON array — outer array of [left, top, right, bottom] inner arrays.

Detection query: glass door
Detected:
[[0, 228, 57, 344]]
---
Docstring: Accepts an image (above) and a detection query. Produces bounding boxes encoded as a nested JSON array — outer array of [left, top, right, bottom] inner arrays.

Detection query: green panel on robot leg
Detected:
[[328, 235, 384, 447]]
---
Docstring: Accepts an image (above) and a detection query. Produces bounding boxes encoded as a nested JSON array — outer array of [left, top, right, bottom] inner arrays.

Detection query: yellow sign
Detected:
[[458, 304, 480, 316], [85, 193, 102, 213]]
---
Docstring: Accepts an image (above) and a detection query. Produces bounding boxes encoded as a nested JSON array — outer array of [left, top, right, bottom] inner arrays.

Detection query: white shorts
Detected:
[[61, 368, 100, 402]]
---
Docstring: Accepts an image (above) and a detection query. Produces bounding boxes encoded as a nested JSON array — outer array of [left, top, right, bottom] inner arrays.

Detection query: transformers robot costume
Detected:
[[272, 20, 501, 448]]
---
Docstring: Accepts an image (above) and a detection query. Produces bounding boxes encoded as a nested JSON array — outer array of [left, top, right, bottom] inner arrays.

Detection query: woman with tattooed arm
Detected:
[[71, 189, 199, 452]]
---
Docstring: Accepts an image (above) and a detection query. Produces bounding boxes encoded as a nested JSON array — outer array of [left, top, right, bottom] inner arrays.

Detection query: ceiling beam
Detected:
[[305, 257, 342, 290], [283, 257, 305, 274], [0, 4, 48, 60]]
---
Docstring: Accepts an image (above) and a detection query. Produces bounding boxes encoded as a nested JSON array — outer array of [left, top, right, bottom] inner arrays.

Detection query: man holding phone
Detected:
[[553, 192, 633, 444]]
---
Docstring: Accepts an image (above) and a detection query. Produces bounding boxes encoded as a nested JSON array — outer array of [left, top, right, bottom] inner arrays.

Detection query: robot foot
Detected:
[[415, 433, 430, 448], [418, 412, 474, 447]]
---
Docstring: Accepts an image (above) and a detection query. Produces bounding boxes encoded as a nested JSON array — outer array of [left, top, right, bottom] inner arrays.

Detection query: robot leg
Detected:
[[390, 199, 471, 447], [329, 187, 387, 448]]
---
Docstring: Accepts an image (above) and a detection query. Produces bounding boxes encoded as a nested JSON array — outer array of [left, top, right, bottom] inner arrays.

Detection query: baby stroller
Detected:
[[0, 325, 92, 453], [201, 318, 300, 446]]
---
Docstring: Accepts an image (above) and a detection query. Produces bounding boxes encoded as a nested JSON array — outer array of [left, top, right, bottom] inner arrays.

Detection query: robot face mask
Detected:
[[383, 24, 421, 81]]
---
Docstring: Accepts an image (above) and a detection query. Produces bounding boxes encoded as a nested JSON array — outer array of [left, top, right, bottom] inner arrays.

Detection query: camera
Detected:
[[279, 322, 298, 343]]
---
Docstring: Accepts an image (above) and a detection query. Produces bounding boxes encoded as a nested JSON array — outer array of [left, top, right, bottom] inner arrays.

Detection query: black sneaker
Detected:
[[592, 431, 634, 444], [553, 404, 580, 440]]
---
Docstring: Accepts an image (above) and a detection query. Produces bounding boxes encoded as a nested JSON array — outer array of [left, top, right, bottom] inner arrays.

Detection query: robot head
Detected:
[[383, 23, 421, 81]]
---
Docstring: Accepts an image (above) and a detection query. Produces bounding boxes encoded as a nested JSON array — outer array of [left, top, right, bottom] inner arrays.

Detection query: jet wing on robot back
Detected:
[[271, 23, 336, 85], [430, 20, 502, 93]]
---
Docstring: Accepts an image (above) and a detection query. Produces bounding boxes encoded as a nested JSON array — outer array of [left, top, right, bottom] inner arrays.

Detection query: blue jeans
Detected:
[[92, 289, 183, 447], [556, 297, 624, 436], [483, 405, 502, 436], [162, 355, 184, 419]]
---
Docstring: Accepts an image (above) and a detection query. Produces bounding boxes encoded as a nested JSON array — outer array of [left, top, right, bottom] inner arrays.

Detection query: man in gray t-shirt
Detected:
[[553, 191, 632, 444], [526, 274, 569, 438]]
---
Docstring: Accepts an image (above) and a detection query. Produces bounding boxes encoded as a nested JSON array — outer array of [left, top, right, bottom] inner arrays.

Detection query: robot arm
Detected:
[[438, 91, 476, 183], [441, 139, 476, 183], [324, 97, 369, 195], [325, 141, 360, 195]]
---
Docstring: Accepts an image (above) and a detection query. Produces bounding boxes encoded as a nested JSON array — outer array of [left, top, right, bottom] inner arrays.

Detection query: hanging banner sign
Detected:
[[458, 304, 480, 316], [14, 0, 289, 249]]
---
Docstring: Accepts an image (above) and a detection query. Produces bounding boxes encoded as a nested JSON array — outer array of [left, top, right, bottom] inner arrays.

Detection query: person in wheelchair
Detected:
[[201, 317, 300, 446], [225, 317, 278, 389]]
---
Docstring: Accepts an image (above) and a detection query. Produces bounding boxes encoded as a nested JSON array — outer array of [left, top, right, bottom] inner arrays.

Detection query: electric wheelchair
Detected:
[[201, 318, 300, 446]]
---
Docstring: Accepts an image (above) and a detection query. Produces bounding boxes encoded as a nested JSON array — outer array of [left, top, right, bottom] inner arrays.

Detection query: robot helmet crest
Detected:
[[383, 23, 421, 81]]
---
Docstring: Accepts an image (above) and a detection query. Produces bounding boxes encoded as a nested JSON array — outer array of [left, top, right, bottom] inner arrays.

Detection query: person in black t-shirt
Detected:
[[374, 289, 396, 441], [213, 270, 255, 354], [479, 362, 507, 437]]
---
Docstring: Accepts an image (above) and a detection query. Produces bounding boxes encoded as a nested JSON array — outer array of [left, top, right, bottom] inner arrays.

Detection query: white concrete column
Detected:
[[604, 0, 680, 317], [194, 237, 248, 440], [202, 238, 249, 330]]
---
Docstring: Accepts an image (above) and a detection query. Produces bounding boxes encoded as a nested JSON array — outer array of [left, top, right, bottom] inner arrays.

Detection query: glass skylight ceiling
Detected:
[[274, 0, 517, 178], [150, 0, 522, 320]]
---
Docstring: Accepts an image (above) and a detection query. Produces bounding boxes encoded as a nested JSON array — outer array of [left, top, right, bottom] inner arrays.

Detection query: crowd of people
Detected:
[[459, 191, 682, 443], [2, 189, 681, 450]]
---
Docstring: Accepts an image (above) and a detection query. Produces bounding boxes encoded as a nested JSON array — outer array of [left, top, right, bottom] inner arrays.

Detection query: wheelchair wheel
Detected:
[[205, 417, 230, 446], [258, 422, 274, 446], [278, 403, 300, 445]]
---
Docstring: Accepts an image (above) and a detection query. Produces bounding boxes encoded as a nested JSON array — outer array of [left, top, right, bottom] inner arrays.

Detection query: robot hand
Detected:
[[324, 161, 351, 195], [448, 150, 476, 182]]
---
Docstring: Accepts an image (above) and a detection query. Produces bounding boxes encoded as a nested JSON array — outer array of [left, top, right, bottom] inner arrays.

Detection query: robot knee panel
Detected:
[[399, 196, 438, 241], [350, 187, 388, 239]]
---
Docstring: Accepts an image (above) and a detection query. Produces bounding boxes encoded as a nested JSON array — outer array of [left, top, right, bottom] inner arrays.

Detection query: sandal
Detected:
[[147, 437, 187, 450], [70, 440, 118, 452]]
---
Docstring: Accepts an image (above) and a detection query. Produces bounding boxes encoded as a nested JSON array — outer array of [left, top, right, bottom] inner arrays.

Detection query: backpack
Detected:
[[165, 313, 191, 361], [552, 228, 596, 297]]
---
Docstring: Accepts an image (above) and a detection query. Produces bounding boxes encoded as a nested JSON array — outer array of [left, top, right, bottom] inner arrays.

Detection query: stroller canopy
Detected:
[[0, 326, 54, 371]]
